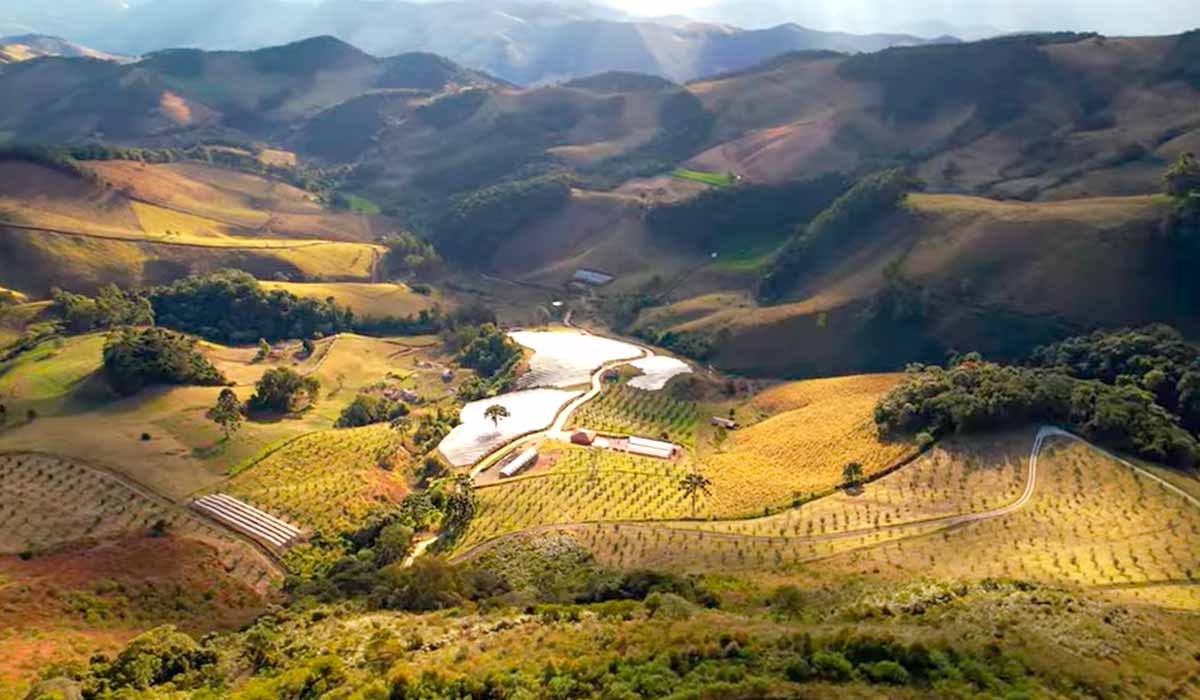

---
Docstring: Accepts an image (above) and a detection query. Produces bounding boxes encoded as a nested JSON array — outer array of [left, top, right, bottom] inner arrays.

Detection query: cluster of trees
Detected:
[[875, 326, 1200, 467], [335, 393, 409, 428], [444, 323, 523, 400], [248, 367, 320, 414], [433, 173, 572, 263], [53, 286, 153, 333], [380, 231, 441, 278], [48, 271, 492, 345], [102, 328, 227, 396], [147, 270, 353, 344], [758, 170, 923, 303], [634, 326, 725, 362], [646, 174, 850, 253], [1029, 324, 1200, 434]]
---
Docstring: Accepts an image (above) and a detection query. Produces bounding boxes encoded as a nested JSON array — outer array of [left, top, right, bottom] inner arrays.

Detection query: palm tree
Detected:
[[842, 462, 864, 488], [484, 404, 511, 431], [679, 472, 712, 517]]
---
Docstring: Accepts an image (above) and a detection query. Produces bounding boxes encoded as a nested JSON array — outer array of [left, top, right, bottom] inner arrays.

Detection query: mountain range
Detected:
[[0, 0, 950, 83]]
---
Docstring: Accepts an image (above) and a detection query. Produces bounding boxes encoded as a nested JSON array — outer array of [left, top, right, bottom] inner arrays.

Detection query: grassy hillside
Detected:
[[639, 191, 1191, 376], [688, 34, 1200, 201], [0, 161, 384, 296]]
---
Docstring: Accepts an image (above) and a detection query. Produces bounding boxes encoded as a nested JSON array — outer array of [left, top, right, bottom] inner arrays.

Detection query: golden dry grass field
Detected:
[[699, 374, 914, 516], [260, 281, 446, 319], [0, 161, 385, 296]]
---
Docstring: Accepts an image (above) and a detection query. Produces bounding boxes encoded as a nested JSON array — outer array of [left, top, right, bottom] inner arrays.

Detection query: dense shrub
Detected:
[[380, 231, 441, 277], [248, 367, 320, 414], [758, 170, 923, 303], [335, 394, 410, 428], [102, 327, 226, 396], [86, 625, 217, 693]]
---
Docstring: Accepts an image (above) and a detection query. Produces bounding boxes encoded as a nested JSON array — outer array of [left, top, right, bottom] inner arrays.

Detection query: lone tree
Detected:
[[484, 404, 510, 430], [679, 471, 712, 517], [0, 404, 6, 427], [209, 388, 244, 440], [842, 462, 864, 488]]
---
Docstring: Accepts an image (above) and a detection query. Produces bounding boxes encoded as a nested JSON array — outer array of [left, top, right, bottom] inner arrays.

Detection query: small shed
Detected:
[[572, 268, 615, 286], [570, 429, 597, 446], [710, 416, 738, 430], [499, 448, 539, 478]]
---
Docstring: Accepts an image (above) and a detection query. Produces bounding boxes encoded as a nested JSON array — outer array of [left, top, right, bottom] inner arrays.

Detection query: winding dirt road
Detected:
[[448, 425, 1200, 564]]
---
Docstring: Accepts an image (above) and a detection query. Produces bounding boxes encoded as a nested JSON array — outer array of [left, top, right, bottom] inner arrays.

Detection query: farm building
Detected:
[[710, 416, 739, 430], [571, 429, 597, 445], [572, 268, 615, 286], [626, 436, 679, 460], [190, 493, 302, 549], [499, 447, 539, 478]]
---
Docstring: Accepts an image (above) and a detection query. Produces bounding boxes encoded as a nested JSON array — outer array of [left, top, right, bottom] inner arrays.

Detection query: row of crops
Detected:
[[569, 385, 699, 446], [227, 424, 408, 537]]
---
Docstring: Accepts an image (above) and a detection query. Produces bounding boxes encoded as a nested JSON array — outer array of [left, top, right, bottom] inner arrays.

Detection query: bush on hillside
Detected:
[[102, 327, 226, 396], [381, 231, 441, 278], [336, 394, 409, 428], [248, 367, 320, 414], [758, 170, 923, 303]]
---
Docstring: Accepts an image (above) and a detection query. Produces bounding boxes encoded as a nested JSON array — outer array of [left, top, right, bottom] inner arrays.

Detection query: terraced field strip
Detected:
[[191, 493, 304, 550]]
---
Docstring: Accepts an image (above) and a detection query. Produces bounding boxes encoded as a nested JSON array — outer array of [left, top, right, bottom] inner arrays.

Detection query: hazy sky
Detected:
[[609, 0, 1200, 36]]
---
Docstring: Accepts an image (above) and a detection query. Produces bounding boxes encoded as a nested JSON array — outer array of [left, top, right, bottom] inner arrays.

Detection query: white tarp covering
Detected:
[[438, 388, 582, 466], [511, 330, 642, 388], [627, 356, 692, 391]]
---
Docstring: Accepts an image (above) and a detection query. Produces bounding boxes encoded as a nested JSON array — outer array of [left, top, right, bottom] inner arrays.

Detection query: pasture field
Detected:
[[0, 333, 108, 417], [225, 423, 410, 538], [700, 373, 913, 516], [568, 383, 699, 446], [460, 444, 698, 551], [0, 333, 450, 499], [260, 281, 445, 319], [671, 168, 737, 187]]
